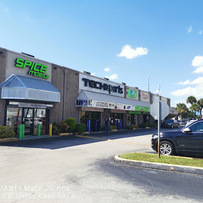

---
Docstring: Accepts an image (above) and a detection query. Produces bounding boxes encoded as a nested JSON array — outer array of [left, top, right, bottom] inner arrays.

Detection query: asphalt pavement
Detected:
[[0, 128, 202, 203]]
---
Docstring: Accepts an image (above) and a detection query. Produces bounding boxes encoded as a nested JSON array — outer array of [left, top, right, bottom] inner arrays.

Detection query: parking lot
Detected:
[[0, 128, 202, 203]]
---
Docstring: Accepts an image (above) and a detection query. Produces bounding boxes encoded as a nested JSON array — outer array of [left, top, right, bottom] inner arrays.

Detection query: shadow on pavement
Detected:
[[0, 128, 177, 150]]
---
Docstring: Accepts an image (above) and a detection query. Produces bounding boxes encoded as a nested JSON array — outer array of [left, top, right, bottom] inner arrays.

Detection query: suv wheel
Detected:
[[160, 141, 174, 155]]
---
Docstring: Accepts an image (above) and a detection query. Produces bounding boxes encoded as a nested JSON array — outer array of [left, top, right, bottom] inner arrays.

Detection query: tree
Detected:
[[176, 103, 187, 121], [190, 103, 201, 117], [186, 96, 197, 105], [198, 98, 203, 118]]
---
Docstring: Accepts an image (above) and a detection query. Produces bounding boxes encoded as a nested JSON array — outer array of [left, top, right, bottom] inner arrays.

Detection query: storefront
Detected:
[[0, 49, 60, 135], [0, 47, 176, 136], [75, 74, 152, 131]]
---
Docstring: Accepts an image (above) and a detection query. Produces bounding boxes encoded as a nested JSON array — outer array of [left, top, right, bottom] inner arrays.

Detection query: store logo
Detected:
[[82, 78, 123, 94], [15, 58, 50, 79]]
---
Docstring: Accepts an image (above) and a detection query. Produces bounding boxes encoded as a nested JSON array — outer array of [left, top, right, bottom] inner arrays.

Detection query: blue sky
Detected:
[[1, 0, 203, 107]]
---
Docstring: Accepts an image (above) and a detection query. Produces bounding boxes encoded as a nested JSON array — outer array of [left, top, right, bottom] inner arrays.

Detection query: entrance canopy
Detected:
[[0, 74, 60, 102], [169, 107, 178, 116], [75, 90, 150, 111]]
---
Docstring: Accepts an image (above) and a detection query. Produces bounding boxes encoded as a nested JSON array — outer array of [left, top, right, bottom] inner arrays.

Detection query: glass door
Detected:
[[33, 109, 46, 135], [23, 108, 34, 135]]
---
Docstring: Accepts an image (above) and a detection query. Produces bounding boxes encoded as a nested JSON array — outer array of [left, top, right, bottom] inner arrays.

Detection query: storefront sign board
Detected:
[[126, 88, 138, 100], [79, 73, 124, 97], [140, 91, 150, 102]]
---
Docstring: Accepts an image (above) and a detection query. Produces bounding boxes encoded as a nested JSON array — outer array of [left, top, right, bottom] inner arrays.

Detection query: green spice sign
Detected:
[[15, 58, 50, 79], [135, 106, 150, 112], [127, 88, 138, 100]]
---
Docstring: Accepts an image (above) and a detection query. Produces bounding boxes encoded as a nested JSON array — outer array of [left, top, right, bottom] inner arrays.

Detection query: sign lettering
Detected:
[[82, 78, 123, 94], [15, 58, 50, 79]]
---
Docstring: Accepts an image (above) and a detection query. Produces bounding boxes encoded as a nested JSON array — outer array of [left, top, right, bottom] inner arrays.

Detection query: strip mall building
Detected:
[[0, 47, 177, 135]]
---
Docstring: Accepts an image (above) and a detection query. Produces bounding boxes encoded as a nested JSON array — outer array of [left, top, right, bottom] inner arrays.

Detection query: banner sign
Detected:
[[75, 99, 135, 111], [140, 91, 150, 102], [126, 88, 138, 100], [135, 105, 150, 112]]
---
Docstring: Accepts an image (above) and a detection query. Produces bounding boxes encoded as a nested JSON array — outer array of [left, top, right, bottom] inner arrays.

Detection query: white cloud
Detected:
[[187, 26, 192, 33], [105, 74, 118, 80], [117, 44, 148, 59], [172, 55, 203, 102], [193, 66, 203, 74], [192, 56, 203, 67], [178, 80, 191, 85], [171, 86, 198, 96], [178, 77, 203, 85], [104, 68, 110, 72]]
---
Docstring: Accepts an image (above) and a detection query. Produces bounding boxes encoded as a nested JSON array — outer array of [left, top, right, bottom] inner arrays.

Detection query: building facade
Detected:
[[0, 47, 176, 135]]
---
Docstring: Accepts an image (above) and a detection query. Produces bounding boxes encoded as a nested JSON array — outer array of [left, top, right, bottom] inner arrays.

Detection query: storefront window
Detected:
[[110, 113, 123, 129], [80, 111, 101, 131], [6, 106, 48, 135], [6, 107, 22, 133]]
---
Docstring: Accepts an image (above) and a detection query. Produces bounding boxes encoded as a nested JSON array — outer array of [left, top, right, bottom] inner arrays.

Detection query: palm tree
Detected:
[[176, 103, 187, 121], [190, 103, 201, 117], [198, 98, 203, 118], [186, 96, 197, 105]]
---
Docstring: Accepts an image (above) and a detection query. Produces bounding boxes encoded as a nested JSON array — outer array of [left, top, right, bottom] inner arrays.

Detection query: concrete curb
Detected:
[[114, 155, 203, 175]]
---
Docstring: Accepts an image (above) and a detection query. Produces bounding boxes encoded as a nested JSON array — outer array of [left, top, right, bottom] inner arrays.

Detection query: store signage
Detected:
[[82, 78, 123, 94], [129, 111, 141, 114], [94, 101, 109, 108], [127, 88, 138, 100], [79, 73, 125, 97], [76, 99, 135, 111], [15, 58, 50, 79], [135, 105, 150, 112], [141, 91, 150, 102]]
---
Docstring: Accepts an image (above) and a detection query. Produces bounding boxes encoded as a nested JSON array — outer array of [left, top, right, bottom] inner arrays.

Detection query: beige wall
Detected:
[[50, 64, 80, 123]]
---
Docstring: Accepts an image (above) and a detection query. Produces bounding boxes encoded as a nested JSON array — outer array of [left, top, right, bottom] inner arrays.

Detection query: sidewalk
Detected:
[[0, 127, 156, 143]]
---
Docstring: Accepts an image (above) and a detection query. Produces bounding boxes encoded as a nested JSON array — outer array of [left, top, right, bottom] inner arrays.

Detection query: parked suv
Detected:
[[162, 119, 179, 128], [151, 119, 203, 155]]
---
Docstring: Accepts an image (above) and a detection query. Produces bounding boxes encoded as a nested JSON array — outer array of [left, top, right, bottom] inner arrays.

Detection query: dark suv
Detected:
[[162, 119, 179, 128], [151, 120, 203, 155]]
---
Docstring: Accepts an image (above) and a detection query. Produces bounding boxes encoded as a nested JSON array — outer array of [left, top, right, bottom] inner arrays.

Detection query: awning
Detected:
[[169, 107, 178, 115], [75, 90, 150, 111], [0, 74, 60, 102]]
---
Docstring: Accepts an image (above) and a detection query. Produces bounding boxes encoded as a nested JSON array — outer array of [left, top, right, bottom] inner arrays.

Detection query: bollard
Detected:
[[18, 125, 22, 139], [37, 123, 41, 136], [22, 124, 25, 138], [49, 124, 52, 136]]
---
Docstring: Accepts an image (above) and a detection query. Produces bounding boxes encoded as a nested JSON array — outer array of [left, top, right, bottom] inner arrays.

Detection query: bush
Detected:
[[65, 118, 76, 132], [139, 123, 149, 128], [52, 122, 60, 135], [110, 125, 117, 131], [0, 125, 15, 138], [58, 121, 69, 133], [127, 124, 137, 130], [75, 123, 86, 134]]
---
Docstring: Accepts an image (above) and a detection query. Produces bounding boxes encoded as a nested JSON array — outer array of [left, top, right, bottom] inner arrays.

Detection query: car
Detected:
[[151, 119, 203, 155], [162, 119, 179, 128], [185, 119, 197, 127]]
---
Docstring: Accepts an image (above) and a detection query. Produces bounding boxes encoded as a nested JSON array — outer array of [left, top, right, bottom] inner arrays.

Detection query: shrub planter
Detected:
[[111, 129, 117, 132], [59, 133, 73, 136], [0, 137, 18, 142], [83, 132, 90, 135]]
